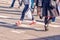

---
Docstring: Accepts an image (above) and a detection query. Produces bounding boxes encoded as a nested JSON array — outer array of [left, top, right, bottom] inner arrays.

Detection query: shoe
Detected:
[[44, 25, 48, 31], [30, 21, 36, 25], [39, 16, 43, 19], [16, 21, 21, 26]]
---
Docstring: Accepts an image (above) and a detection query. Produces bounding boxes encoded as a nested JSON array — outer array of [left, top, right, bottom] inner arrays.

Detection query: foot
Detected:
[[30, 21, 36, 25], [16, 21, 21, 26], [44, 25, 48, 31], [39, 16, 43, 19]]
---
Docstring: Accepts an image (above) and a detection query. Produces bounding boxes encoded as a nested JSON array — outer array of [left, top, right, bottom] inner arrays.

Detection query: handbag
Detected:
[[25, 9, 32, 19], [50, 0, 56, 8]]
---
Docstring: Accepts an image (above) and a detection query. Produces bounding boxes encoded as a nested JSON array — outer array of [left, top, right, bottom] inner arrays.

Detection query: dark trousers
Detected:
[[42, 3, 53, 25]]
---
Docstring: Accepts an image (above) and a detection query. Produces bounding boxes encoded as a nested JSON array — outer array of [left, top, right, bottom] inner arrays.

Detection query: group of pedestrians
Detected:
[[9, 0, 60, 31]]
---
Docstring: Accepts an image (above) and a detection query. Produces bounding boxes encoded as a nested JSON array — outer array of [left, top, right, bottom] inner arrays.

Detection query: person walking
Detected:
[[16, 0, 29, 26], [29, 0, 37, 25], [42, 0, 54, 31], [16, 0, 33, 26]]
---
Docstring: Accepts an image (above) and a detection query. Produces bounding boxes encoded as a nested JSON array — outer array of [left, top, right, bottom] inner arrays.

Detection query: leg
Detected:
[[20, 5, 29, 21], [44, 17, 49, 31], [43, 3, 48, 31], [48, 7, 55, 22], [16, 4, 29, 26], [18, 0, 22, 8], [37, 6, 41, 16], [10, 0, 16, 8], [30, 6, 36, 25]]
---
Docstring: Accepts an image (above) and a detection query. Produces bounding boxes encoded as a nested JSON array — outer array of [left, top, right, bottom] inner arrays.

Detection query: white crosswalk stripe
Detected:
[[0, 16, 9, 18], [0, 15, 60, 28], [11, 30, 25, 34], [24, 20, 60, 27]]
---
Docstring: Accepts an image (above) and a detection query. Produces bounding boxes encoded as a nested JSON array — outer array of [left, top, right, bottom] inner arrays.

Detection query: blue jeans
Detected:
[[20, 4, 29, 21]]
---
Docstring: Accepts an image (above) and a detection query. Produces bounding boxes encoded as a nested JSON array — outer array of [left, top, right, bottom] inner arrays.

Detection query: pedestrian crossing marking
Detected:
[[24, 20, 60, 27], [19, 24, 31, 28], [11, 30, 25, 34], [49, 24, 60, 27], [0, 16, 60, 28], [0, 16, 8, 18], [5, 20, 60, 28], [0, 16, 10, 18]]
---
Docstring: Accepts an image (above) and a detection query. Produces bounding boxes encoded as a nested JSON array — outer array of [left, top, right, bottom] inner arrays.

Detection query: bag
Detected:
[[50, 0, 56, 8], [49, 4, 55, 9], [26, 9, 32, 19]]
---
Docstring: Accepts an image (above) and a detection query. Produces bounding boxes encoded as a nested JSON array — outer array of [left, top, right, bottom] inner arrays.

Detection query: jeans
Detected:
[[20, 4, 29, 21]]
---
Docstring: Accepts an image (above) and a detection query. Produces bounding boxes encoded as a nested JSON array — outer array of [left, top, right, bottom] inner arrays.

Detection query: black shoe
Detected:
[[45, 28, 48, 31], [44, 25, 48, 31], [40, 16, 43, 19]]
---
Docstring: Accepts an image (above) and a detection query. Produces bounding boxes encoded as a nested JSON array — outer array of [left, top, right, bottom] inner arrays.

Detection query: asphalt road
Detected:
[[0, 0, 60, 40]]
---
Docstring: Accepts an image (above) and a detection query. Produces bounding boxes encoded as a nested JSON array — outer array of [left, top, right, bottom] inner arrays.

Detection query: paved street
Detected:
[[0, 0, 60, 40]]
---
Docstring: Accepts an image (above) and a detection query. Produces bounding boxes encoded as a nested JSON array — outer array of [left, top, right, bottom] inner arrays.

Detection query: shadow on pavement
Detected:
[[0, 6, 20, 9], [28, 35, 60, 40], [0, 9, 21, 12], [0, 22, 16, 28], [0, 6, 9, 8], [15, 27, 45, 31], [0, 12, 21, 15], [0, 22, 45, 32]]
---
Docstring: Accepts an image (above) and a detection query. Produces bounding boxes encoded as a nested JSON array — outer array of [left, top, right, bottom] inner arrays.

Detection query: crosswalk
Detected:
[[22, 20, 60, 28], [11, 30, 26, 34], [0, 15, 60, 28], [0, 0, 60, 28]]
